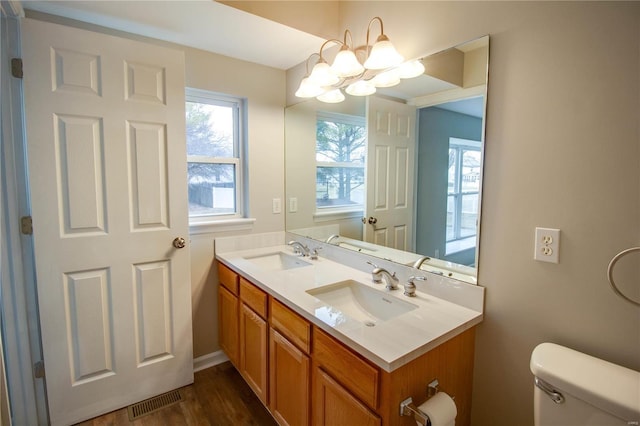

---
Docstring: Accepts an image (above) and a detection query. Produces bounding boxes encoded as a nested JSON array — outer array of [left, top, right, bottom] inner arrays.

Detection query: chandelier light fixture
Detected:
[[295, 16, 425, 103]]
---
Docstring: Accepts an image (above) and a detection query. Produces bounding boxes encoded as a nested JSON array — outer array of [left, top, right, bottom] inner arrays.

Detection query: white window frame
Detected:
[[446, 137, 481, 254], [315, 111, 366, 213], [186, 88, 251, 232]]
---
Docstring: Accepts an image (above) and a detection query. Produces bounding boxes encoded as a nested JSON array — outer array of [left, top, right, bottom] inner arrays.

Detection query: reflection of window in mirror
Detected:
[[446, 137, 481, 255], [315, 111, 366, 211]]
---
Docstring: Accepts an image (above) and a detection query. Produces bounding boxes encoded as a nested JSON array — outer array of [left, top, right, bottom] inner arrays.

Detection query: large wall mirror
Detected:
[[285, 36, 489, 285]]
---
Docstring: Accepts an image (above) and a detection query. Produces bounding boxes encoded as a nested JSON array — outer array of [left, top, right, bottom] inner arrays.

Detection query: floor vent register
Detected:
[[127, 389, 183, 421]]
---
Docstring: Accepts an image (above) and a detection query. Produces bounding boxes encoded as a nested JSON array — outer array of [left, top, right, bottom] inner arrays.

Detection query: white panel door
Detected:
[[364, 96, 417, 251], [21, 18, 193, 425]]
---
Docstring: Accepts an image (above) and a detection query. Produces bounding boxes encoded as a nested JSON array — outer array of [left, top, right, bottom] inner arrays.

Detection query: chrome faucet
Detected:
[[412, 255, 431, 269], [325, 234, 340, 244], [288, 240, 310, 257], [367, 261, 399, 290], [404, 276, 426, 297]]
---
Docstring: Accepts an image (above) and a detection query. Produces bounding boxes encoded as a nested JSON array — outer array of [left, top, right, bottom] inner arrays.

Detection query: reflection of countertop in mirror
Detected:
[[334, 236, 478, 284], [216, 234, 484, 372]]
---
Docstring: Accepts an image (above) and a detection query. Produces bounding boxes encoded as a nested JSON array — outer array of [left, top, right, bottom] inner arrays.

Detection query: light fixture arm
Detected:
[[342, 29, 354, 49], [318, 38, 343, 61], [365, 16, 386, 53], [303, 52, 321, 76]]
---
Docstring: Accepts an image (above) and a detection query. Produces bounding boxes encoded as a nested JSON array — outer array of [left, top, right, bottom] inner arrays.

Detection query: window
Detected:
[[185, 88, 245, 219], [446, 137, 481, 254], [315, 112, 366, 210]]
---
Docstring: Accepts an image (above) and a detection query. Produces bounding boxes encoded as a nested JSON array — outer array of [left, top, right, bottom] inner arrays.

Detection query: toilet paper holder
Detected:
[[399, 379, 449, 426]]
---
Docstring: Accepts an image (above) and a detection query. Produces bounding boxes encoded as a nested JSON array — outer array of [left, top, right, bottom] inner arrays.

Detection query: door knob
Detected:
[[172, 237, 186, 249], [362, 217, 378, 225]]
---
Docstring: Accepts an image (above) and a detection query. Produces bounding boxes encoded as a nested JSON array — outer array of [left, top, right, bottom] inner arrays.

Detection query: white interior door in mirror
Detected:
[[364, 96, 417, 251], [22, 18, 193, 426]]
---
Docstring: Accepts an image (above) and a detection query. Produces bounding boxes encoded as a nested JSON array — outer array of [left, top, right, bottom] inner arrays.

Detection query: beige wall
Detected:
[[219, 0, 340, 40], [328, 2, 639, 425], [185, 48, 286, 358]]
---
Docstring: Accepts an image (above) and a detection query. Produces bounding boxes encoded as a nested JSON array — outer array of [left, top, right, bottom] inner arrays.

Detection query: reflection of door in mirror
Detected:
[[364, 96, 417, 251]]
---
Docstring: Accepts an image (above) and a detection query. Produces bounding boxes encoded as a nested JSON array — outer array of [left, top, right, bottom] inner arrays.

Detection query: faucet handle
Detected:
[[310, 247, 322, 260], [404, 276, 426, 297]]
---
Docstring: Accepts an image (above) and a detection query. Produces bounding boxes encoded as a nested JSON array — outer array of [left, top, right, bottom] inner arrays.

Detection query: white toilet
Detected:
[[530, 342, 640, 425]]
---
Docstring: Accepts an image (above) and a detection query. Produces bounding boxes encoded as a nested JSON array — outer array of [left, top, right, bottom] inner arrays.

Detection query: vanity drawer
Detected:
[[270, 298, 311, 354], [240, 278, 268, 319], [218, 263, 239, 295], [312, 328, 379, 409]]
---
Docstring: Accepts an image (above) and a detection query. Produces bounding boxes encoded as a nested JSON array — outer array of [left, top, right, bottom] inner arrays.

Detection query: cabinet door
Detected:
[[313, 368, 380, 426], [270, 329, 310, 426], [240, 304, 268, 404], [218, 286, 239, 367]]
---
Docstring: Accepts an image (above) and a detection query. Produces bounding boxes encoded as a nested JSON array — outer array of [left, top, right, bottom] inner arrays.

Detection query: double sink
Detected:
[[243, 251, 418, 326]]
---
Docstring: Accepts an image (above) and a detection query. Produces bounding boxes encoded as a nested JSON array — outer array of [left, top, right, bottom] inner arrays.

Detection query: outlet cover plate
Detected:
[[534, 227, 560, 263]]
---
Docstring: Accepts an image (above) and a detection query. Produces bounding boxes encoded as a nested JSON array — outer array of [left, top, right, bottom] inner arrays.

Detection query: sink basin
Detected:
[[306, 280, 418, 326], [244, 252, 311, 271]]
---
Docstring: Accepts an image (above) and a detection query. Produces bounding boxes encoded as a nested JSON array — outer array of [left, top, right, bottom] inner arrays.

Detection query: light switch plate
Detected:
[[289, 197, 298, 213], [272, 198, 281, 214]]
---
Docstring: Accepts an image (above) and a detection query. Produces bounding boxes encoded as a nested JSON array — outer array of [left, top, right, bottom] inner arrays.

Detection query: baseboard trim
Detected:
[[193, 351, 229, 372]]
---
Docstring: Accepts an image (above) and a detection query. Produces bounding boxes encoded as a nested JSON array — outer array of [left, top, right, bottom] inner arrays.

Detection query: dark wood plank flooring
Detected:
[[76, 362, 277, 426]]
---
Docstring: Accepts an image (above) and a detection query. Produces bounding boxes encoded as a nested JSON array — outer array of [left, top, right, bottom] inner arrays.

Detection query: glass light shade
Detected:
[[295, 77, 325, 98], [372, 69, 401, 88], [317, 89, 345, 103], [308, 61, 339, 86], [397, 59, 425, 79], [330, 48, 365, 78], [345, 79, 376, 96], [363, 35, 404, 70]]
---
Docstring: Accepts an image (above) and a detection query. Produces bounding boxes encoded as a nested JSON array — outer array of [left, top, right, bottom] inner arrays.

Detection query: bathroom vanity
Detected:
[[216, 240, 483, 426]]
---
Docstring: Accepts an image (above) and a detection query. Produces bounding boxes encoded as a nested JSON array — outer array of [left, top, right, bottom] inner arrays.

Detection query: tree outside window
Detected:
[[185, 89, 244, 218], [316, 112, 366, 209]]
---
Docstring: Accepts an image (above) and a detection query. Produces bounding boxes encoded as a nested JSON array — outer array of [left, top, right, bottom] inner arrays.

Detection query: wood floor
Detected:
[[76, 362, 277, 426]]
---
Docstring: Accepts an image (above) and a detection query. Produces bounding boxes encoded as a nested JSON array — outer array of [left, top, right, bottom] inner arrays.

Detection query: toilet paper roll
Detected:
[[417, 392, 457, 426]]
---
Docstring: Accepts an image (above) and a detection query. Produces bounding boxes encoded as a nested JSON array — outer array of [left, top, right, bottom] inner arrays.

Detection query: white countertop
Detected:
[[216, 243, 483, 372]]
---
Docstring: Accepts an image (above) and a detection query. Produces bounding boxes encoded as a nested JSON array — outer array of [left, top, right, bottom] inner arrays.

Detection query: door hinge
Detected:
[[34, 361, 45, 379], [11, 58, 23, 79], [21, 216, 33, 235]]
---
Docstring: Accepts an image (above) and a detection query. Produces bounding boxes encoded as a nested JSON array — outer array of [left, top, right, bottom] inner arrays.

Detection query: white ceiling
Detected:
[[21, 1, 486, 114], [22, 0, 324, 70]]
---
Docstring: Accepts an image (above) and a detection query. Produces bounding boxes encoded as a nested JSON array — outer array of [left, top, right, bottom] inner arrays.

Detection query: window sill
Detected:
[[445, 236, 476, 255], [189, 217, 256, 235], [313, 209, 363, 223]]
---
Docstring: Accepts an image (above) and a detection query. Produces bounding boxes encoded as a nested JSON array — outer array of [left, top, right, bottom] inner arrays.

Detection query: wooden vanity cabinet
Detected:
[[312, 328, 381, 426], [313, 368, 380, 426], [217, 264, 239, 367], [269, 298, 311, 426], [217, 263, 476, 426], [239, 278, 269, 405]]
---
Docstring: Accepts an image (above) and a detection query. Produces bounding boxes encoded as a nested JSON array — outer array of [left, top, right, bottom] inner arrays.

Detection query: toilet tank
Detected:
[[530, 343, 640, 426]]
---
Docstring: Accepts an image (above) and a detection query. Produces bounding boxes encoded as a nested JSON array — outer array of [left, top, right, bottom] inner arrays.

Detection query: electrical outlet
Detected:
[[534, 227, 560, 263]]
